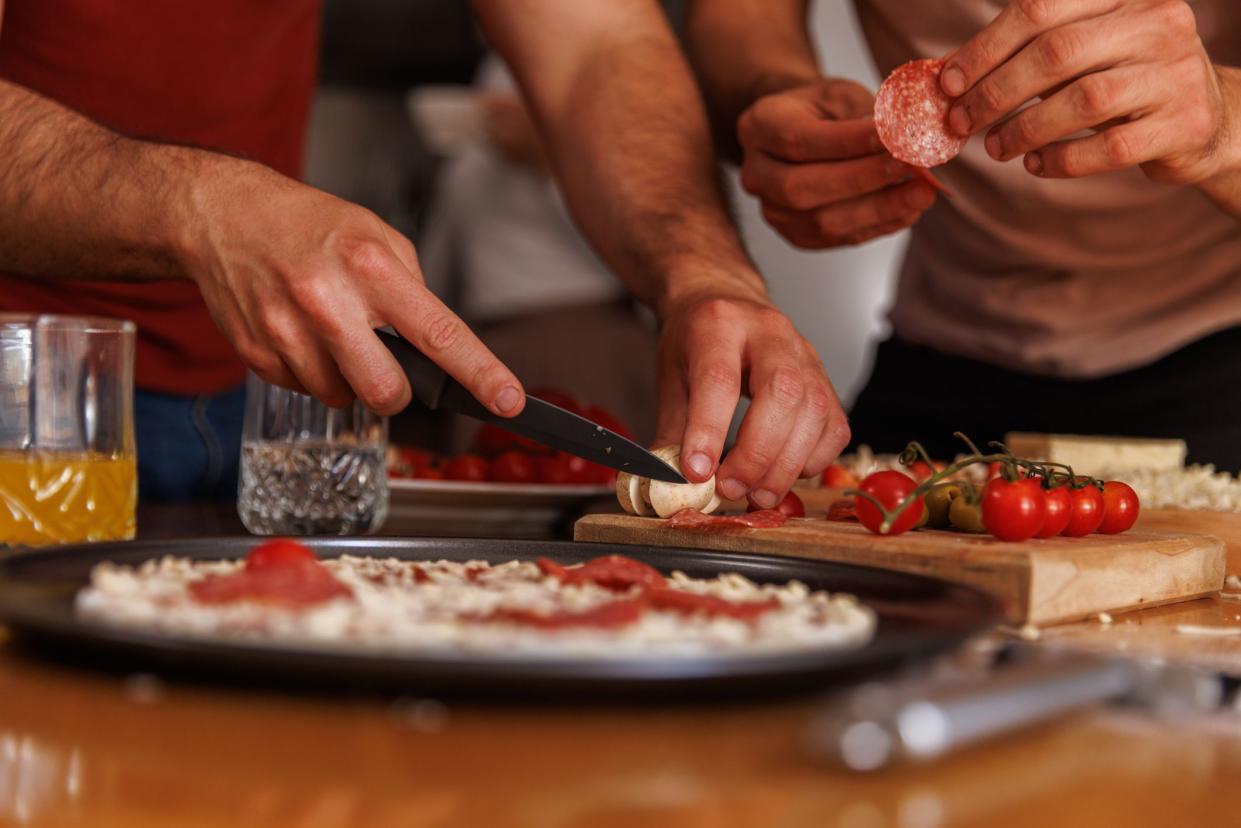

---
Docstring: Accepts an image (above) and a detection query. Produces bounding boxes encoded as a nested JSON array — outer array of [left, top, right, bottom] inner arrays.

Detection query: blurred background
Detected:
[[306, 0, 903, 447]]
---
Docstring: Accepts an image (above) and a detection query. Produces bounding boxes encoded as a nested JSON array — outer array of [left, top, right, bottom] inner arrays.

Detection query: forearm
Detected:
[[1197, 66, 1241, 221], [685, 0, 820, 161], [476, 0, 769, 316], [0, 78, 205, 282]]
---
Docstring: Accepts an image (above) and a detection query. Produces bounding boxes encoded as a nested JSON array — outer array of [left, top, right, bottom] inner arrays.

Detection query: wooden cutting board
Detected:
[[573, 514, 1225, 626]]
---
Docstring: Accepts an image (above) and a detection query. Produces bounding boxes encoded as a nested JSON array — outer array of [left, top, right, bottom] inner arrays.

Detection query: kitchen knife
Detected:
[[377, 330, 687, 484]]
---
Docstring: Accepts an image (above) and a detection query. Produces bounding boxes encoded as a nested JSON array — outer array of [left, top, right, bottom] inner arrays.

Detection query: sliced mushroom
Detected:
[[645, 445, 718, 518], [615, 471, 652, 516]]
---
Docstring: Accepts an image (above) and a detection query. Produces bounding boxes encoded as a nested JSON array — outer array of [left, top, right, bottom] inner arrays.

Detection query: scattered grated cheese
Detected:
[[1225, 575, 1241, 590], [1097, 612, 1113, 625]]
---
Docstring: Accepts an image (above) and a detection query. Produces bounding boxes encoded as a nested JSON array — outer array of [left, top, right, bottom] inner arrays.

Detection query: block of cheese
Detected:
[[1004, 433, 1186, 474]]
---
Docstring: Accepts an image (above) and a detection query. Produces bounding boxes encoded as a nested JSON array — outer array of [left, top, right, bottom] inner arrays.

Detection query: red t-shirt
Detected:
[[0, 0, 321, 394]]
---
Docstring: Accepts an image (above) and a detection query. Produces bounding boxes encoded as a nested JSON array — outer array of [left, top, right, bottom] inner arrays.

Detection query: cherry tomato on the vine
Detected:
[[1033, 485, 1072, 538], [856, 471, 924, 535], [749, 490, 805, 518], [1062, 485, 1105, 537], [981, 477, 1046, 542], [1098, 481, 1141, 534]]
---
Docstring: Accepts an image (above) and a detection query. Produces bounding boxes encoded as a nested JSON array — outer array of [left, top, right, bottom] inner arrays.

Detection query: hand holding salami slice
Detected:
[[938, 0, 1239, 185], [874, 58, 967, 171]]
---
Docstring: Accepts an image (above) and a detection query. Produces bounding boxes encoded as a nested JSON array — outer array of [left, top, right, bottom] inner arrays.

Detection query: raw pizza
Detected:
[[75, 540, 875, 658]]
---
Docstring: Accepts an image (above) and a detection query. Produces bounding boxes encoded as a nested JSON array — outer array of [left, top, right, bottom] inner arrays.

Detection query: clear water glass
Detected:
[[0, 314, 137, 547], [237, 373, 388, 535]]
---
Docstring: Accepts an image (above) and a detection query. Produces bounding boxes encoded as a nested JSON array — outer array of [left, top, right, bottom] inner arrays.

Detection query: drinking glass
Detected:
[[237, 373, 388, 535], [0, 314, 136, 547]]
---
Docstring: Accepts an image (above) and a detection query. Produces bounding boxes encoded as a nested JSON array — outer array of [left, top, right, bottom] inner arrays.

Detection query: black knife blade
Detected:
[[377, 330, 687, 484]]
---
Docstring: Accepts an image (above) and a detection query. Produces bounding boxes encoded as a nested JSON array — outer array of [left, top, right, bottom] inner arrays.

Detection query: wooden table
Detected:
[[0, 503, 1237, 827]]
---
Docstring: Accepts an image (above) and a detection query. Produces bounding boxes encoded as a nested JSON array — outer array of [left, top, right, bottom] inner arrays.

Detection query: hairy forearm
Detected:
[[685, 0, 820, 161], [0, 78, 202, 282], [475, 0, 769, 316], [1198, 66, 1241, 221]]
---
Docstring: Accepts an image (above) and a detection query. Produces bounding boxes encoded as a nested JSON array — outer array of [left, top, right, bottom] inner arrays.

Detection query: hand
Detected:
[[941, 0, 1237, 184], [737, 78, 938, 249], [185, 160, 525, 416], [653, 283, 850, 509]]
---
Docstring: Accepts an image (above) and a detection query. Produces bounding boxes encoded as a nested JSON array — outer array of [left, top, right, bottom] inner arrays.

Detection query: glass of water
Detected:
[[237, 373, 388, 536]]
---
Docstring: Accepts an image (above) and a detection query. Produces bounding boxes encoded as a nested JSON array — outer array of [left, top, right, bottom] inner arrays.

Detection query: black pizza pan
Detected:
[[0, 537, 1000, 699]]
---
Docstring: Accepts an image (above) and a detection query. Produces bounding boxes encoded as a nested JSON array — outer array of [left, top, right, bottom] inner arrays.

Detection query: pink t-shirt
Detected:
[[855, 0, 1241, 377]]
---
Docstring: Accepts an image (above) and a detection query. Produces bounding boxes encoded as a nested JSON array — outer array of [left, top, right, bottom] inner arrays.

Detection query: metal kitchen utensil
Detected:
[[377, 330, 686, 484], [806, 643, 1229, 771]]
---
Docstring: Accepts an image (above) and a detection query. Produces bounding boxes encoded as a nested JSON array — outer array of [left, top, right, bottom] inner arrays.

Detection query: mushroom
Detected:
[[615, 445, 720, 518]]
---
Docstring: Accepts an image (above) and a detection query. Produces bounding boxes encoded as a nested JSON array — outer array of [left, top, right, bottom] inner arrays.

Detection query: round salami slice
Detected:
[[874, 58, 965, 168]]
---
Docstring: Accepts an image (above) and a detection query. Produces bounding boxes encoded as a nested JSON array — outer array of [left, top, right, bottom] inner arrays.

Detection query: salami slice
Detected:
[[874, 58, 965, 169], [667, 508, 788, 531]]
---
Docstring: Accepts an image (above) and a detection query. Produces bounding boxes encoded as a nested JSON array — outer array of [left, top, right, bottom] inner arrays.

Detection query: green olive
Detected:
[[924, 482, 963, 529], [949, 490, 987, 533]]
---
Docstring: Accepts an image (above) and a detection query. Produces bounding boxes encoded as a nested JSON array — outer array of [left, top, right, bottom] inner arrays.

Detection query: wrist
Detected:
[[653, 259, 772, 321], [1198, 67, 1241, 194]]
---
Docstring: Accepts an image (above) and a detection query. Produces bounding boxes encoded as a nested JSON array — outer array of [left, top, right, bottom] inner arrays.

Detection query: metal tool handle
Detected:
[[805, 650, 1211, 771]]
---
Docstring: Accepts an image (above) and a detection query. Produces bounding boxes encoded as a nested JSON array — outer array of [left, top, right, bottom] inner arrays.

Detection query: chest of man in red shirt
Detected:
[[0, 0, 321, 395]]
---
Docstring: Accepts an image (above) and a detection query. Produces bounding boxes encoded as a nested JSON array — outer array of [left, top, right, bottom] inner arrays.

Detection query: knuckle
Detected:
[[1157, 1, 1196, 36], [827, 418, 852, 452], [765, 367, 806, 409], [756, 306, 795, 334], [338, 235, 392, 279], [803, 385, 834, 420], [1102, 128, 1138, 167], [975, 80, 1009, 120], [695, 296, 738, 327], [695, 362, 740, 394], [1015, 0, 1057, 26], [364, 371, 407, 412], [772, 169, 809, 209], [1074, 74, 1115, 121], [1036, 27, 1082, 73], [421, 313, 464, 354]]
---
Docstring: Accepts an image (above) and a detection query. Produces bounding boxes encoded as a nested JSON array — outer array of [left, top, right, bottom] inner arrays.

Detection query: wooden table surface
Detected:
[[0, 502, 1238, 827]]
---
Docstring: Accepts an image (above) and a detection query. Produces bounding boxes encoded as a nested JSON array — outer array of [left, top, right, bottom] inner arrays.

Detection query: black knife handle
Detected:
[[375, 330, 448, 410]]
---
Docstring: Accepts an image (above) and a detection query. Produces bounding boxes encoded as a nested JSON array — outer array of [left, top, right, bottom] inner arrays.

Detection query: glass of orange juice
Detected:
[[1, 314, 137, 547]]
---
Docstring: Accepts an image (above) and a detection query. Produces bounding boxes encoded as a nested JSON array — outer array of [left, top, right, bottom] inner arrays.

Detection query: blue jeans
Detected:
[[134, 385, 246, 501]]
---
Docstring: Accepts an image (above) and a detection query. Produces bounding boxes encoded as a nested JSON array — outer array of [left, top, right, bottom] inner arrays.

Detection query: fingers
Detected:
[[740, 150, 912, 210], [761, 179, 934, 249], [948, 12, 1164, 137], [1027, 119, 1175, 179], [941, 0, 1112, 98], [387, 285, 525, 418], [678, 315, 745, 483], [984, 66, 1151, 161], [714, 328, 810, 503], [738, 100, 884, 162], [802, 415, 852, 479], [747, 371, 842, 508]]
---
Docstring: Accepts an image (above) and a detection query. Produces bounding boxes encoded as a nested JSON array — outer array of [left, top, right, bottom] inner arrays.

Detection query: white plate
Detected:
[[384, 478, 615, 538]]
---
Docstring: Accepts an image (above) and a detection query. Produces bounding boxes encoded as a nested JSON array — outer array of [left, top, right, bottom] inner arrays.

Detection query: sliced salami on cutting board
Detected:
[[574, 514, 1225, 626]]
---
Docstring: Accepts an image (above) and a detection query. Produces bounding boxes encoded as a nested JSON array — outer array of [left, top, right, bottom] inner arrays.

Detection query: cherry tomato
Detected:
[[400, 447, 436, 471], [908, 460, 941, 481], [416, 466, 446, 481], [1098, 481, 1141, 534], [444, 454, 489, 482], [245, 538, 317, 571], [1062, 484, 1105, 537], [589, 463, 619, 485], [749, 490, 805, 518], [981, 477, 1046, 542], [822, 464, 859, 489], [534, 453, 574, 485], [580, 404, 634, 441], [489, 450, 538, 484], [1033, 485, 1072, 538], [855, 471, 924, 535]]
